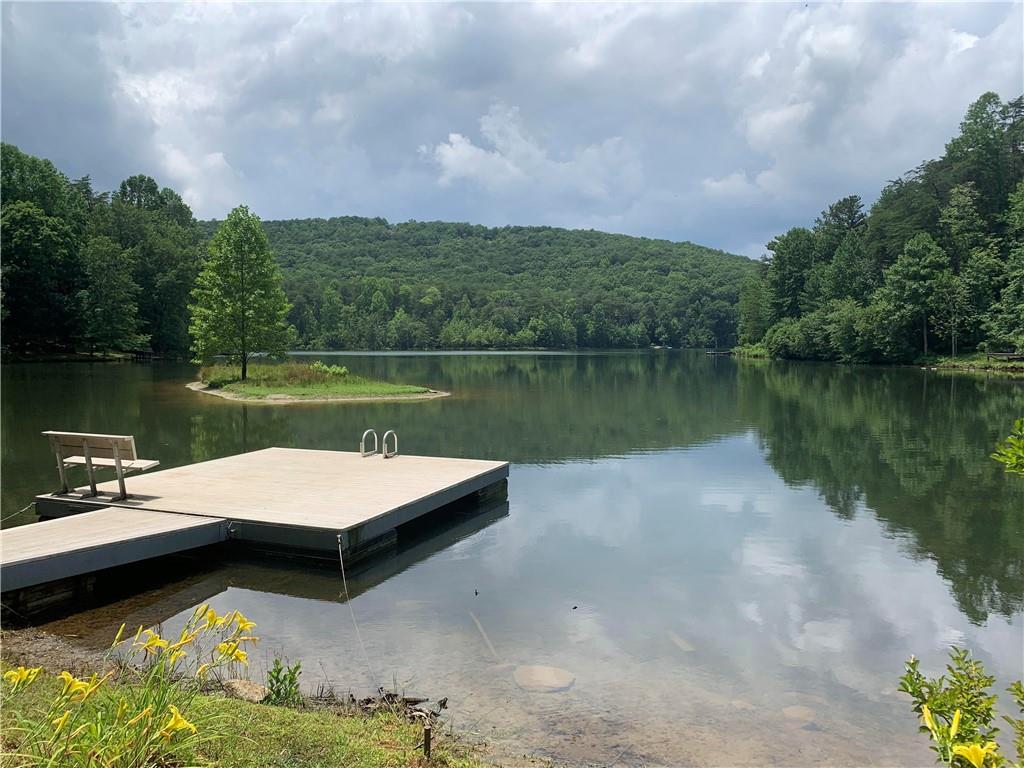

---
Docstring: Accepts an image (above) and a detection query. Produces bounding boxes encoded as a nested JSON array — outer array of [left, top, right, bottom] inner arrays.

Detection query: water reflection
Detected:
[[3, 352, 1022, 765]]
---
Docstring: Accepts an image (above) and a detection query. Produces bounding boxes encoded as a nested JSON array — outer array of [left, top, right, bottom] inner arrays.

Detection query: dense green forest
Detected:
[[0, 143, 202, 356], [0, 141, 753, 355], [738, 91, 1024, 362], [199, 219, 753, 351]]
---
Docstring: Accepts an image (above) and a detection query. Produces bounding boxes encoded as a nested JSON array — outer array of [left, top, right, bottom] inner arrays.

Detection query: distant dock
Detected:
[[1, 447, 508, 602]]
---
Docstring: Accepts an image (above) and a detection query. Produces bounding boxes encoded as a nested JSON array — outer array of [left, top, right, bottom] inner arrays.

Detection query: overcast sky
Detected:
[[2, 2, 1020, 256]]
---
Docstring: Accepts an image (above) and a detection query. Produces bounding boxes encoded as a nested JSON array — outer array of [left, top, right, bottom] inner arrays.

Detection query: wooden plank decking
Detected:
[[6, 447, 509, 592], [0, 508, 226, 591]]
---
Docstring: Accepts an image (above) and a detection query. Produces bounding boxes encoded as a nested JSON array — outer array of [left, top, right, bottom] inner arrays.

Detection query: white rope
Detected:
[[336, 534, 381, 694], [1, 502, 35, 525]]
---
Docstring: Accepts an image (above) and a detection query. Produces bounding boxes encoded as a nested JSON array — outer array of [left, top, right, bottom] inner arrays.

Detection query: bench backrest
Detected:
[[43, 431, 138, 461]]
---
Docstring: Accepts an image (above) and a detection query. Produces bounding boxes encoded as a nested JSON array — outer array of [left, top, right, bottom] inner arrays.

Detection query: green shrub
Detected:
[[265, 658, 302, 707], [310, 360, 348, 377], [200, 362, 350, 388], [900, 648, 1022, 767], [992, 419, 1024, 477]]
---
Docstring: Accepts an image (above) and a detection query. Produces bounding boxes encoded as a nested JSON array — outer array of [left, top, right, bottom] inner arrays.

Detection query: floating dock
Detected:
[[2, 447, 508, 595]]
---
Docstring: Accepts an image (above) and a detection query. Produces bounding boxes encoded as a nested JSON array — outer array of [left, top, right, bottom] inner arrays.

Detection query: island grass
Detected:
[[930, 351, 1024, 376], [732, 343, 770, 359], [0, 670, 485, 768], [199, 362, 430, 398]]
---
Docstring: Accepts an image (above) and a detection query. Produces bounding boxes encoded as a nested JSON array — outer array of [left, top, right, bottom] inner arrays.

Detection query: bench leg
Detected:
[[112, 445, 128, 500], [83, 441, 98, 497], [55, 453, 69, 494]]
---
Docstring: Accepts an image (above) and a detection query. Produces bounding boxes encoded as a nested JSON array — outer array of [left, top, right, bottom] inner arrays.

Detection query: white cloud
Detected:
[[702, 171, 757, 199], [430, 131, 526, 191], [745, 50, 771, 79], [158, 146, 241, 215], [1, 1, 1018, 251], [426, 102, 643, 208]]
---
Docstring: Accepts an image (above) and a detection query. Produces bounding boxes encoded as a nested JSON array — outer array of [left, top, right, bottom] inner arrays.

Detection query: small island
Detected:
[[188, 361, 449, 404]]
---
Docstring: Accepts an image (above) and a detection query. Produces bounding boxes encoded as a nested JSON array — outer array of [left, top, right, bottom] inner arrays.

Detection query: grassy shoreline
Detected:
[[731, 346, 1024, 376], [197, 361, 440, 401], [930, 352, 1024, 375], [1, 667, 487, 768], [1, 627, 490, 768]]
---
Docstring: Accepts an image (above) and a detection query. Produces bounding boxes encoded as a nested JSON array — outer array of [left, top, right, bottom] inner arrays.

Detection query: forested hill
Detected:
[[0, 136, 752, 356], [738, 91, 1024, 362], [197, 218, 754, 351]]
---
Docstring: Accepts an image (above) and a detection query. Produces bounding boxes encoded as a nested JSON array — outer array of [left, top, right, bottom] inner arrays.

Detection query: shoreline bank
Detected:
[[732, 348, 1024, 377], [0, 626, 493, 768]]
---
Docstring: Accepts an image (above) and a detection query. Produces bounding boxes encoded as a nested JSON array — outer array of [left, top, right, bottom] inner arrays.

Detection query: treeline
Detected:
[[197, 219, 754, 351], [1, 143, 201, 356], [738, 92, 1024, 362], [1, 138, 754, 356]]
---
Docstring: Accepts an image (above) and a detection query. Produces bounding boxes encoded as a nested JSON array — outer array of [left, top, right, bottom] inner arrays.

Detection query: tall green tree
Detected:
[[813, 195, 866, 262], [189, 205, 291, 379], [879, 232, 950, 356], [77, 236, 148, 354], [939, 183, 988, 271], [929, 271, 973, 358], [737, 273, 770, 344], [116, 174, 162, 210], [985, 181, 1024, 351], [106, 174, 201, 355], [0, 201, 78, 350], [765, 227, 816, 321]]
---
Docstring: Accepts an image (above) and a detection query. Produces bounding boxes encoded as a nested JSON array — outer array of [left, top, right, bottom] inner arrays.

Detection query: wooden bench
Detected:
[[43, 431, 160, 500], [986, 352, 1024, 362]]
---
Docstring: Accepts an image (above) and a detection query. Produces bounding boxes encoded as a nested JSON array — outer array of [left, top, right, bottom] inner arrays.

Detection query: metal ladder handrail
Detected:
[[382, 430, 398, 459], [360, 429, 378, 457]]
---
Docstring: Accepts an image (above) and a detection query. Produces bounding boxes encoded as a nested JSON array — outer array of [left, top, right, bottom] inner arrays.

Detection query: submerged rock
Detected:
[[513, 665, 575, 693], [667, 630, 695, 653], [782, 704, 816, 722], [223, 678, 268, 703]]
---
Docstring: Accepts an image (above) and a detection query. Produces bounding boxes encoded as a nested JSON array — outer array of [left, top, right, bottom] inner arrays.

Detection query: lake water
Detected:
[[2, 352, 1022, 766]]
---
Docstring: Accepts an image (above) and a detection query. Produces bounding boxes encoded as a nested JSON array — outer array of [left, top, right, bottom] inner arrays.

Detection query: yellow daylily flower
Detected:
[[3, 665, 42, 690], [921, 704, 938, 737], [216, 641, 248, 664], [51, 710, 71, 734], [160, 705, 197, 741], [196, 663, 211, 678], [68, 672, 110, 703], [950, 708, 962, 740], [111, 622, 127, 647], [139, 630, 169, 655], [238, 635, 260, 645], [234, 612, 257, 632], [125, 705, 153, 727], [952, 742, 999, 768], [169, 650, 187, 666], [169, 631, 198, 651], [203, 608, 221, 630], [58, 671, 90, 699]]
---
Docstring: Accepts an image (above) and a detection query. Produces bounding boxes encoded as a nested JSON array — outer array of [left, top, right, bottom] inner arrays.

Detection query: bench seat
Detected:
[[43, 430, 159, 500], [62, 457, 160, 472]]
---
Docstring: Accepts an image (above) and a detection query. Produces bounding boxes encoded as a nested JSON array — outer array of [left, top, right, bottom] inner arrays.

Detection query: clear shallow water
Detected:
[[2, 352, 1023, 766]]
